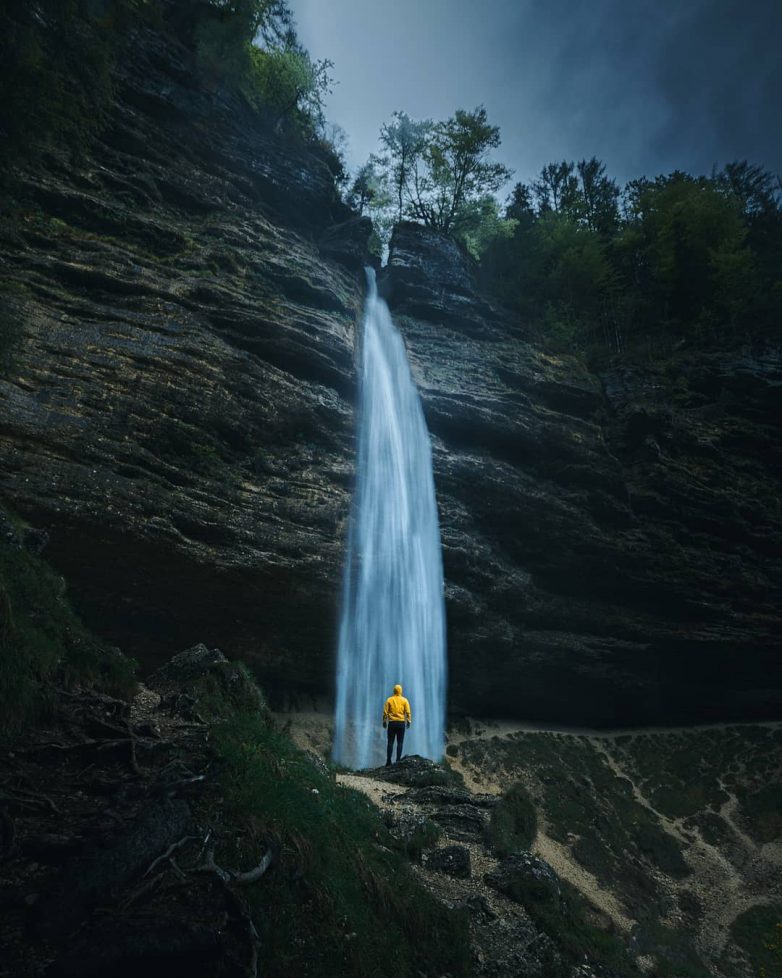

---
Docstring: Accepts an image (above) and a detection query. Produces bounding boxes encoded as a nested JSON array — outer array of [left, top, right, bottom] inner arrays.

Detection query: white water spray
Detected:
[[332, 269, 446, 769]]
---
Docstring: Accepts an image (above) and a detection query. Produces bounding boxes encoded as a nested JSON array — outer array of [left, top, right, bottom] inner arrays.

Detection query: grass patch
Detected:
[[194, 676, 472, 978], [738, 783, 782, 843], [731, 905, 782, 978], [0, 503, 136, 736], [486, 781, 537, 857], [524, 878, 642, 978]]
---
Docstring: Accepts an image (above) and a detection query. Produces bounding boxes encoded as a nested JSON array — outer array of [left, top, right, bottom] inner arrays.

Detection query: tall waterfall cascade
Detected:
[[332, 269, 447, 769]]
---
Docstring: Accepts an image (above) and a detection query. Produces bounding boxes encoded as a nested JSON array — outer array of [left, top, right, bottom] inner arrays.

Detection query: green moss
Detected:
[[523, 879, 642, 978], [486, 781, 537, 857], [738, 783, 782, 843], [731, 906, 782, 978], [0, 503, 136, 736], [632, 920, 714, 978], [194, 679, 472, 978]]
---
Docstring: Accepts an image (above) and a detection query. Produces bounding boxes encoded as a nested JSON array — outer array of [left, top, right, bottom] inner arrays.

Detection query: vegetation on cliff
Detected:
[[0, 506, 135, 735], [355, 104, 781, 356], [481, 160, 782, 356], [0, 626, 472, 977], [0, 0, 341, 177]]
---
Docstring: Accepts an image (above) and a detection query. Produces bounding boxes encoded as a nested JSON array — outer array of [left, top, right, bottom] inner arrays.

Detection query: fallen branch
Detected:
[[233, 848, 275, 885], [199, 843, 276, 886], [168, 856, 187, 880], [195, 829, 212, 866], [200, 846, 231, 883], [144, 835, 196, 878], [0, 787, 60, 815], [218, 869, 263, 978], [166, 774, 207, 790], [128, 737, 142, 777]]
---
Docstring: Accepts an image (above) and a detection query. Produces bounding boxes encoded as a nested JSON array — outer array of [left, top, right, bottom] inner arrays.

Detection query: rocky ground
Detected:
[[285, 709, 782, 978], [338, 763, 621, 978]]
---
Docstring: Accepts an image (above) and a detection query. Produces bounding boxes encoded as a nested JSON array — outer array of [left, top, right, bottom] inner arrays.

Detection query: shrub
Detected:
[[731, 905, 782, 978], [486, 781, 537, 857], [192, 0, 333, 140]]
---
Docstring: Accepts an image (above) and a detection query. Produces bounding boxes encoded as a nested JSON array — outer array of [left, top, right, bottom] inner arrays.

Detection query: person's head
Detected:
[[393, 684, 402, 696]]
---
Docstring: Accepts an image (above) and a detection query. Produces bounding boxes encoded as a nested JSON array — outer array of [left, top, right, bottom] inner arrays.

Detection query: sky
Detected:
[[288, 0, 782, 196]]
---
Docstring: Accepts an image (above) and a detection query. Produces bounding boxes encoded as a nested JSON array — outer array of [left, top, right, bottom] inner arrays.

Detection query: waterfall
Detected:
[[332, 269, 447, 769]]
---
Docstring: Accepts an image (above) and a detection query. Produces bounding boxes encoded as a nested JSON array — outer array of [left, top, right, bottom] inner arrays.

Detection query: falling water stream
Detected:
[[332, 269, 446, 769]]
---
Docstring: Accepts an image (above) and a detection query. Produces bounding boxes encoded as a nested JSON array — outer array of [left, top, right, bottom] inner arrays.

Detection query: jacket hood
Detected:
[[393, 684, 402, 695]]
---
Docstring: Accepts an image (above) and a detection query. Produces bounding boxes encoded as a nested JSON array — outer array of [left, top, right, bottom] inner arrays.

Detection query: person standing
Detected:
[[382, 683, 411, 766]]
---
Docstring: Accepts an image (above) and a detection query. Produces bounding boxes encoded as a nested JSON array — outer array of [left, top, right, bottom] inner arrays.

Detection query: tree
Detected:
[[452, 194, 517, 259], [347, 157, 388, 215], [418, 107, 512, 234], [379, 111, 432, 223], [375, 106, 511, 236], [193, 0, 333, 138], [715, 161, 780, 219], [505, 182, 535, 221], [533, 161, 578, 214], [574, 157, 620, 234]]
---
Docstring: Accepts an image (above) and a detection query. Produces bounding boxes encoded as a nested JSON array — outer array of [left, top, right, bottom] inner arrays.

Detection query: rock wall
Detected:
[[384, 223, 782, 724], [1, 21, 780, 724], [0, 15, 365, 698]]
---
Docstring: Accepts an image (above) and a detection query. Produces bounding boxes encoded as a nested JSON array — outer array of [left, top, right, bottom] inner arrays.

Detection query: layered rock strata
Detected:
[[1, 23, 780, 723]]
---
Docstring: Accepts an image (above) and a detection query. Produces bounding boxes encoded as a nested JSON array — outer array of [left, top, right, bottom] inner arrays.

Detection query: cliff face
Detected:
[[0, 17, 365, 697], [384, 224, 782, 723], [1, 22, 780, 724]]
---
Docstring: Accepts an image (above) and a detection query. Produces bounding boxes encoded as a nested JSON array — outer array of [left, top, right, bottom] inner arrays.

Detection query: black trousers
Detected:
[[386, 721, 406, 764]]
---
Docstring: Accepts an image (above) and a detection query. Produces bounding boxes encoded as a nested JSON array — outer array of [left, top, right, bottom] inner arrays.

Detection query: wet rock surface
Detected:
[[431, 803, 491, 841], [0, 15, 363, 699], [369, 754, 462, 788], [383, 223, 782, 725]]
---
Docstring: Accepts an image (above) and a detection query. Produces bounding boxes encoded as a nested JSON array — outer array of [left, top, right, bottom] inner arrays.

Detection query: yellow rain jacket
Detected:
[[383, 684, 412, 723]]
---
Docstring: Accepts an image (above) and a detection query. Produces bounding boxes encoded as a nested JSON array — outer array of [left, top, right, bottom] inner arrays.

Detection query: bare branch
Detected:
[[144, 835, 196, 877]]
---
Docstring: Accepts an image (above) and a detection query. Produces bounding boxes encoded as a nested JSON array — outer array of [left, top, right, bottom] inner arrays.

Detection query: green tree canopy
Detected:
[[482, 159, 781, 356], [371, 105, 511, 238]]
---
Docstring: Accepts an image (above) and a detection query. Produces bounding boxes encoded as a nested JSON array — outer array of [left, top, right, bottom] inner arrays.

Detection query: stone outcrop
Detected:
[[1, 15, 780, 724]]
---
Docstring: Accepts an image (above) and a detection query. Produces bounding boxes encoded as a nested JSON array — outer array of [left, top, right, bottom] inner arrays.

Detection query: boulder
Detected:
[[426, 844, 471, 879], [431, 804, 490, 841], [404, 785, 493, 807], [370, 755, 461, 788], [383, 809, 440, 859], [485, 852, 562, 911]]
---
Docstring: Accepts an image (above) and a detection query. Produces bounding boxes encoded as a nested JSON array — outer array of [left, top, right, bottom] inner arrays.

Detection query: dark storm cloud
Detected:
[[649, 0, 782, 176], [289, 0, 781, 191]]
